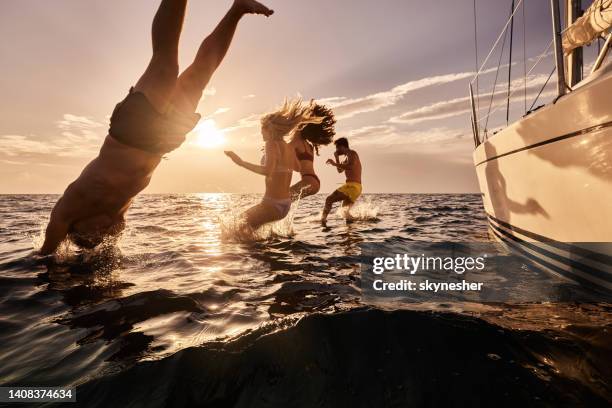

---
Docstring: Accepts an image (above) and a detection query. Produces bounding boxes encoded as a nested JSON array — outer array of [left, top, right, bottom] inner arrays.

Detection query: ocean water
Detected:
[[0, 193, 610, 407]]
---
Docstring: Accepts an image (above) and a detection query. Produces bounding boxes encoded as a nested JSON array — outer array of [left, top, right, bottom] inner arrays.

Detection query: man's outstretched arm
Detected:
[[40, 216, 69, 255], [40, 202, 71, 255]]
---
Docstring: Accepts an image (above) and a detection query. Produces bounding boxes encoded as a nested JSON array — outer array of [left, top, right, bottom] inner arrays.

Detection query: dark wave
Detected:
[[66, 308, 611, 408]]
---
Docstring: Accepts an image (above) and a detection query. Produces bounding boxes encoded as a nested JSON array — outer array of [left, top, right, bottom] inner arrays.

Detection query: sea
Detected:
[[0, 193, 610, 407]]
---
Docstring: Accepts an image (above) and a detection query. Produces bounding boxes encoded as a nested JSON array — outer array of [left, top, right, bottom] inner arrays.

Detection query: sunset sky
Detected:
[[0, 0, 574, 193]]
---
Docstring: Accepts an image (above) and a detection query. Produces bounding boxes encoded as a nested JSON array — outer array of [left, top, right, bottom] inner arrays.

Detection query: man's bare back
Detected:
[[341, 150, 362, 184]]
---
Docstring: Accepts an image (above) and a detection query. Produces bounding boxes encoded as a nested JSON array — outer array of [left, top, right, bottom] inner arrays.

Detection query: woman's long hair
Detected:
[[297, 102, 336, 155], [261, 98, 324, 141]]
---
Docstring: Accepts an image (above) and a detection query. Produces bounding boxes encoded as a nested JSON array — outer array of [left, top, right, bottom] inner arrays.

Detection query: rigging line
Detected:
[[528, 66, 556, 112], [506, 0, 516, 126], [598, 37, 602, 54], [476, 38, 554, 125], [470, 0, 524, 83], [522, 0, 527, 113], [484, 25, 509, 133], [473, 0, 480, 116]]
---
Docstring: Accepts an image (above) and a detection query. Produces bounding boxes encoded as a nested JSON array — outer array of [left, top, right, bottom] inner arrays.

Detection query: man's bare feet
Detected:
[[234, 0, 274, 17]]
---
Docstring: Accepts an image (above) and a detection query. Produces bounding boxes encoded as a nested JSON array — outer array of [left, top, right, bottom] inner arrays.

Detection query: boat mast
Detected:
[[550, 0, 566, 96], [566, 0, 583, 86]]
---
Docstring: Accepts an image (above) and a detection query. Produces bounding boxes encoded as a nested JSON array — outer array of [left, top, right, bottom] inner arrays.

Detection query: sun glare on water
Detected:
[[192, 119, 226, 149]]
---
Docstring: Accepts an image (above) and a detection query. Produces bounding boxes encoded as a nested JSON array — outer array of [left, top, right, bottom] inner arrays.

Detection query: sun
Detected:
[[192, 119, 226, 149]]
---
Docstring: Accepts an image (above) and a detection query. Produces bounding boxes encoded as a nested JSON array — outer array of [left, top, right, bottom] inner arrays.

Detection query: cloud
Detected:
[[346, 124, 466, 148], [388, 96, 472, 126], [347, 124, 401, 146], [0, 113, 105, 158], [218, 65, 556, 149], [404, 127, 467, 144], [221, 113, 261, 133], [319, 71, 475, 120], [242, 94, 256, 99], [56, 114, 104, 131], [348, 125, 395, 139], [203, 87, 217, 97], [55, 114, 105, 156], [0, 158, 70, 167], [0, 159, 28, 165], [315, 59, 554, 122], [389, 72, 557, 126], [0, 135, 57, 156], [222, 65, 544, 141], [55, 114, 105, 148], [211, 107, 231, 116]]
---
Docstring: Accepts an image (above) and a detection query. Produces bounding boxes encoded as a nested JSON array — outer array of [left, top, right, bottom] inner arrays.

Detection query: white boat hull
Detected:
[[473, 64, 612, 292]]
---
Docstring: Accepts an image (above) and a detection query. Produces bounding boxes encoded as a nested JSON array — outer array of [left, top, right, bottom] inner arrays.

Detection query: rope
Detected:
[[506, 0, 516, 125], [473, 0, 480, 116], [473, 1, 577, 128], [528, 66, 556, 112], [522, 0, 527, 113], [470, 0, 524, 83], [598, 36, 602, 54], [484, 27, 509, 134], [477, 38, 554, 125]]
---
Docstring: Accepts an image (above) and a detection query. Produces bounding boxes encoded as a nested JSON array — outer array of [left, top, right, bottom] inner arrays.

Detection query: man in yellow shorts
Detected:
[[322, 137, 363, 225]]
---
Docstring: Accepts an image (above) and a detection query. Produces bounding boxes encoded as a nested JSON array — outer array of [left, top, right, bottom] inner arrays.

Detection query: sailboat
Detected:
[[469, 0, 612, 291]]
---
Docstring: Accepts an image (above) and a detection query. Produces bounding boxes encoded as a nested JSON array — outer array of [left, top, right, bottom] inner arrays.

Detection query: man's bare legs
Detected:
[[321, 191, 352, 225], [171, 0, 273, 113], [134, 0, 188, 113], [132, 0, 273, 113]]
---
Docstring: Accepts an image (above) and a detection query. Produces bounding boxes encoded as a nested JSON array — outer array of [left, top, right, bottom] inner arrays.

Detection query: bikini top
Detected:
[[295, 141, 314, 162]]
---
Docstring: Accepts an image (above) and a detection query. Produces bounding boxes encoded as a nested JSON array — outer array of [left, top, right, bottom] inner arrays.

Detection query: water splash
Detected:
[[30, 224, 46, 252], [28, 222, 75, 262], [218, 206, 251, 241], [29, 220, 124, 265], [337, 196, 380, 222], [219, 197, 299, 242]]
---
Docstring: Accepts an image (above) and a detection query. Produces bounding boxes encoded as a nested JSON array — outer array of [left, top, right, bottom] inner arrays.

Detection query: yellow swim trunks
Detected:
[[337, 182, 362, 203]]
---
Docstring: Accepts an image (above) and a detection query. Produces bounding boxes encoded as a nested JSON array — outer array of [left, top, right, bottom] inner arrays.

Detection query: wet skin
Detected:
[[41, 136, 162, 253]]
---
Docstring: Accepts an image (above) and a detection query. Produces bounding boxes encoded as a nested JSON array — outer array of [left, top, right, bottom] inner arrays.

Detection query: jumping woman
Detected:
[[224, 99, 324, 231], [40, 0, 273, 255], [288, 103, 336, 201]]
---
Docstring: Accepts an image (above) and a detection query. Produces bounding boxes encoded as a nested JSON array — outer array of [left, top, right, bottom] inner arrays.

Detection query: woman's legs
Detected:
[[290, 177, 320, 201], [243, 201, 282, 230], [171, 0, 273, 113], [134, 0, 188, 112]]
